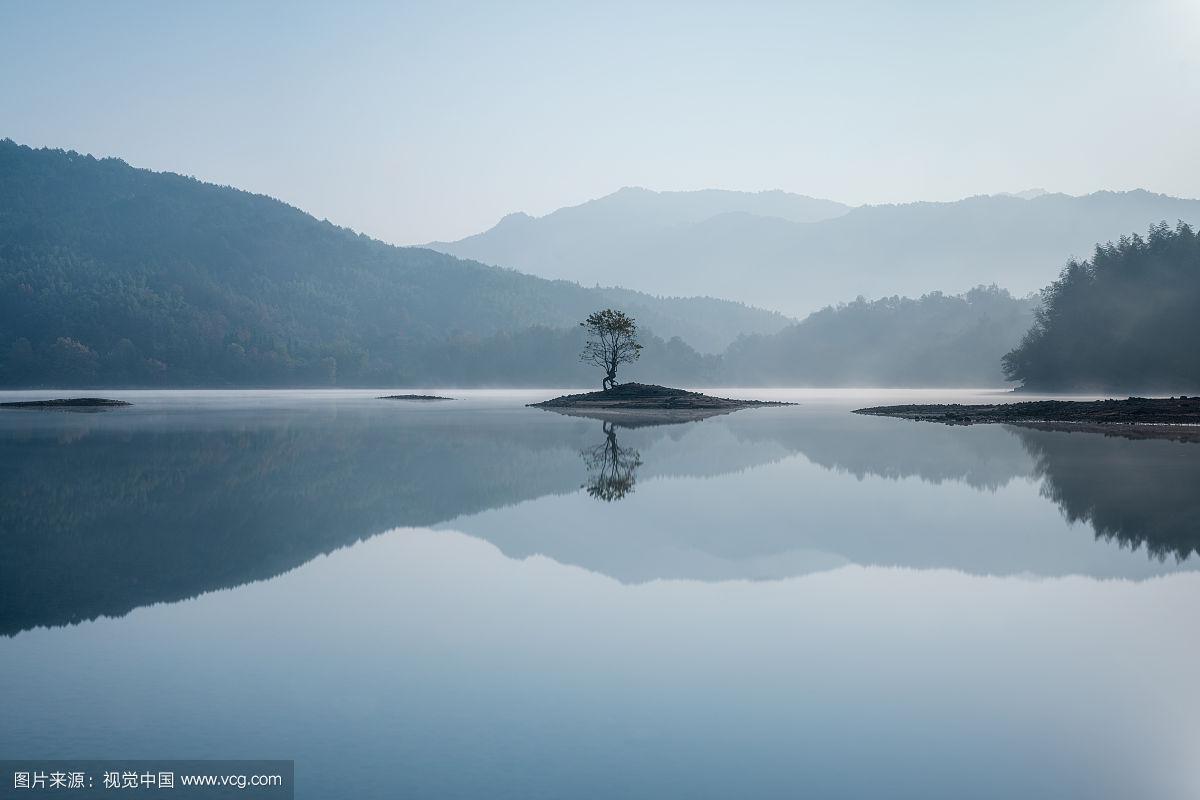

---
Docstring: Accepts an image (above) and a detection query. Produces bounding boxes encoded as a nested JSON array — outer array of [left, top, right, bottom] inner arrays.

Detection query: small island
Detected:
[[377, 394, 453, 401], [0, 397, 132, 410], [529, 309, 792, 420], [855, 396, 1200, 441], [531, 382, 790, 412]]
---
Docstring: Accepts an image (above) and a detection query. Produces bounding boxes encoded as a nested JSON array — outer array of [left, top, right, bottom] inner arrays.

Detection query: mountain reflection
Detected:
[[2, 403, 1198, 635], [0, 406, 736, 635]]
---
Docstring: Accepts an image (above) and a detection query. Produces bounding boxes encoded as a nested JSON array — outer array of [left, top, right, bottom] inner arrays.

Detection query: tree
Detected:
[[1001, 221, 1200, 391], [579, 308, 643, 390], [581, 420, 642, 501]]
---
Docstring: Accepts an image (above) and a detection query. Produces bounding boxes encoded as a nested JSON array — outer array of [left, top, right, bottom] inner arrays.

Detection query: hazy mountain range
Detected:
[[4, 139, 1177, 389], [430, 187, 1200, 317], [0, 141, 787, 387], [1, 140, 1047, 388]]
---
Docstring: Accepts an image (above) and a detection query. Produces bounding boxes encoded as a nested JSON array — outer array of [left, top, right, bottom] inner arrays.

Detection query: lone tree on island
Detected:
[[580, 308, 643, 390]]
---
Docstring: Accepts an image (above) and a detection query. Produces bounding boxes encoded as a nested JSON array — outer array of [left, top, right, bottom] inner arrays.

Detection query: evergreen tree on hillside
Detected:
[[1002, 222, 1200, 391]]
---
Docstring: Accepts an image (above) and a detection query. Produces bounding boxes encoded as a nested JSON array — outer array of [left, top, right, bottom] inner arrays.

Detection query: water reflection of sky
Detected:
[[5, 529, 1199, 799]]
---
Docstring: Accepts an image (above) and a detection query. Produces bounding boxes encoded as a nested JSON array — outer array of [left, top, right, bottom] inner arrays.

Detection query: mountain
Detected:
[[1003, 222, 1200, 392], [997, 188, 1049, 200], [1, 141, 1106, 390], [428, 186, 849, 263], [723, 286, 1037, 387], [430, 188, 1200, 317], [0, 141, 788, 387]]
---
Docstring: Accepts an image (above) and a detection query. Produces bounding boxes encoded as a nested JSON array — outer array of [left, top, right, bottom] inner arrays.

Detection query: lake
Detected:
[[2, 389, 1198, 799]]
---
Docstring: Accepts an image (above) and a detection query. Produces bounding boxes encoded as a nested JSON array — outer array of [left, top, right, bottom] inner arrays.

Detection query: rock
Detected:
[[377, 395, 453, 401], [0, 397, 132, 410]]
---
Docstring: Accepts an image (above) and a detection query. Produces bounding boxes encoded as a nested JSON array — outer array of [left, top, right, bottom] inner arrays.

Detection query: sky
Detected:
[[2, 0, 1199, 244]]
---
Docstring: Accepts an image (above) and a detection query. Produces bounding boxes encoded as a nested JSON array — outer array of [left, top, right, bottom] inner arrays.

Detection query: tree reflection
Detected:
[[1011, 426, 1200, 562], [581, 420, 643, 501]]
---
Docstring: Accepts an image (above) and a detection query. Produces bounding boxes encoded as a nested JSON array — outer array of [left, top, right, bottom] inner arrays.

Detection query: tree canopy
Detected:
[[1003, 222, 1200, 391], [579, 309, 643, 390]]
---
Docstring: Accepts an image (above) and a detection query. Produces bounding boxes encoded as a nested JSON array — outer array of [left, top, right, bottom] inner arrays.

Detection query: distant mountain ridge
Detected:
[[426, 187, 850, 303], [436, 186, 850, 240], [431, 187, 1200, 317], [0, 140, 1123, 389]]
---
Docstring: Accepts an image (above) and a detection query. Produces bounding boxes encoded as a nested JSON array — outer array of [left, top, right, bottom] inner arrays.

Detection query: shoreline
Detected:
[[529, 382, 795, 412], [855, 397, 1200, 442]]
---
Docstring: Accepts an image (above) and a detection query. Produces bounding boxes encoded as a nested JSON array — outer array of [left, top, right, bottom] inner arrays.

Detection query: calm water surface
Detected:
[[2, 389, 1198, 799]]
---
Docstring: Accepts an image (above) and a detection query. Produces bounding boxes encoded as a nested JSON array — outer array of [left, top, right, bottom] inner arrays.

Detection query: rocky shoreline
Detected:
[[854, 396, 1200, 441], [378, 394, 453, 401], [0, 397, 132, 410]]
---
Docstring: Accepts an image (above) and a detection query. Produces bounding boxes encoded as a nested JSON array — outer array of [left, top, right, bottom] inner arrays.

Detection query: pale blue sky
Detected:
[[2, 0, 1198, 243]]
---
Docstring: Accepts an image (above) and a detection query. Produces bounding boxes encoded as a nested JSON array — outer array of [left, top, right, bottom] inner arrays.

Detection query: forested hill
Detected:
[[724, 286, 1037, 387], [0, 141, 785, 387], [1003, 223, 1200, 392]]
